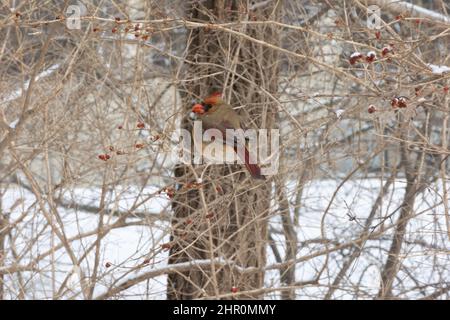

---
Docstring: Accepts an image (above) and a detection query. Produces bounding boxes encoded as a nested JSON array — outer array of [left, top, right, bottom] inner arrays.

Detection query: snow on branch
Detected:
[[95, 258, 249, 299], [0, 264, 35, 274], [367, 0, 450, 25], [95, 255, 323, 299], [249, 0, 273, 11], [427, 64, 450, 75], [1, 64, 60, 105]]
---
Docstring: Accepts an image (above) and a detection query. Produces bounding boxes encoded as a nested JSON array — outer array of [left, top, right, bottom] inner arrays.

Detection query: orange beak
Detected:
[[192, 103, 205, 114]]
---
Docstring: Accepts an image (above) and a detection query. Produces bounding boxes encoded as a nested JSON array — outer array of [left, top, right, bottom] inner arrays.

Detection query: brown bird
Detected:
[[191, 92, 264, 180]]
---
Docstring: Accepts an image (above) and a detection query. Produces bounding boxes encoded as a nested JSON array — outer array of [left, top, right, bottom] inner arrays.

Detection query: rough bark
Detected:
[[167, 0, 280, 299]]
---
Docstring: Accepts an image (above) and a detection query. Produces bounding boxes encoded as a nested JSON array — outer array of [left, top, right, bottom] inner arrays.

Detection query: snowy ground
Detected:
[[1, 178, 448, 299]]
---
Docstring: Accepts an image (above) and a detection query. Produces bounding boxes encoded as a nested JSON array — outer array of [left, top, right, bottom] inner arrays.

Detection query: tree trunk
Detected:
[[166, 0, 280, 299]]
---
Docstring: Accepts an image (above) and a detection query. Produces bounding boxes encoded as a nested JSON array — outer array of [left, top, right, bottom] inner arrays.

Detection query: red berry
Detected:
[[185, 219, 193, 225], [143, 258, 150, 265], [164, 187, 175, 199], [135, 143, 144, 149], [231, 287, 238, 293], [98, 154, 111, 161], [444, 86, 449, 93], [349, 57, 358, 65], [398, 96, 407, 108], [375, 31, 381, 40], [115, 17, 121, 23], [365, 51, 376, 63], [381, 47, 393, 57], [368, 105, 376, 114], [349, 53, 363, 65], [105, 262, 112, 268], [111, 27, 117, 33], [137, 122, 145, 129], [391, 97, 399, 108]]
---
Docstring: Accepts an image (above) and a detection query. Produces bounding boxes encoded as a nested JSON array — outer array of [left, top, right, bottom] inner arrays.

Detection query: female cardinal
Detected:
[[191, 92, 264, 180]]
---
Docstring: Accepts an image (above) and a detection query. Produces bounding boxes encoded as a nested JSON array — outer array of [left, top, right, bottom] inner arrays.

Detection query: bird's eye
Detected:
[[204, 104, 212, 112]]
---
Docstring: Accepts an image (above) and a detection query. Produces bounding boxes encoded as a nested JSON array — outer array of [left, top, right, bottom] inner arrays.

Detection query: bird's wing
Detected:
[[219, 120, 246, 147]]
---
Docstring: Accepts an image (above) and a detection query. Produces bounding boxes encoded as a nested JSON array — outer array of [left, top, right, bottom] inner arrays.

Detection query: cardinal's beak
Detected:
[[192, 103, 205, 114]]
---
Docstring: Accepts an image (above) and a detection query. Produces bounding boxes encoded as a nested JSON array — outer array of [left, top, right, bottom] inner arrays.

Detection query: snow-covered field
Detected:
[[1, 178, 449, 299]]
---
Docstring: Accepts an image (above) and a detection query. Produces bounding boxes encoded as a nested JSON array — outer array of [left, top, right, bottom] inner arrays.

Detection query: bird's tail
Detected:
[[233, 145, 265, 180]]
